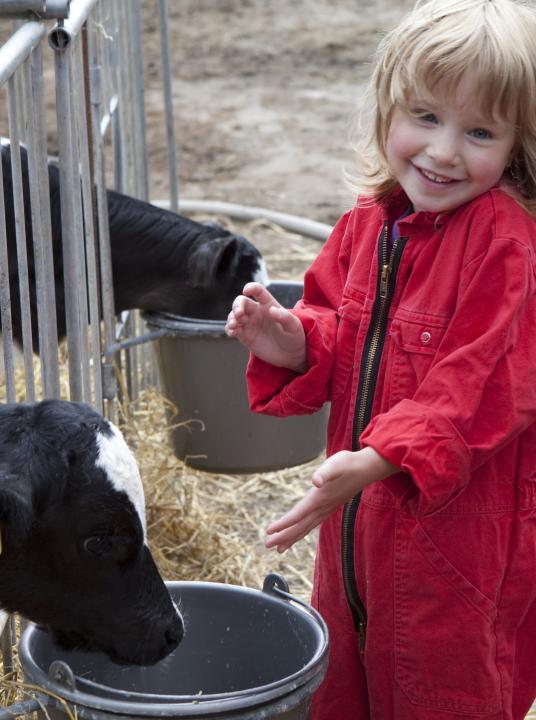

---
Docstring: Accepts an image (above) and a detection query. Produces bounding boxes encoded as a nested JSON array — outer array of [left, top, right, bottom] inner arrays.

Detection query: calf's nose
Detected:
[[164, 614, 184, 651]]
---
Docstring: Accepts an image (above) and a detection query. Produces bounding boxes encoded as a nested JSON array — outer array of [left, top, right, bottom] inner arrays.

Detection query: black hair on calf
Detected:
[[0, 399, 183, 665], [0, 141, 267, 351]]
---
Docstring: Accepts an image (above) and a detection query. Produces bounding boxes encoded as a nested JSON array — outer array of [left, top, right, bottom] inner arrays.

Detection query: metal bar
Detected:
[[109, 2, 122, 192], [107, 328, 172, 354], [67, 36, 91, 403], [119, 0, 138, 401], [0, 21, 45, 93], [99, 94, 118, 137], [7, 76, 36, 401], [23, 48, 61, 398], [97, 0, 113, 143], [132, 0, 147, 199], [87, 18, 116, 404], [75, 34, 103, 410], [31, 45, 61, 396], [0, 1, 70, 19], [0, 139, 17, 404], [0, 699, 41, 718], [0, 613, 13, 676], [53, 39, 84, 400], [0, 609, 10, 638], [158, 0, 178, 212], [50, 0, 97, 39], [0, 1, 44, 13], [131, 0, 152, 392], [118, 0, 134, 196]]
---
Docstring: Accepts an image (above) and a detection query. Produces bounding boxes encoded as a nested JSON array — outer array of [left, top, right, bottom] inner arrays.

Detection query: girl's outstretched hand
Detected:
[[225, 282, 307, 372], [265, 448, 399, 553]]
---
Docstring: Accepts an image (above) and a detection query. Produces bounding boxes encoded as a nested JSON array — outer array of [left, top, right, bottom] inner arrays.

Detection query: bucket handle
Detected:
[[262, 572, 290, 595], [48, 659, 77, 692], [262, 573, 329, 639]]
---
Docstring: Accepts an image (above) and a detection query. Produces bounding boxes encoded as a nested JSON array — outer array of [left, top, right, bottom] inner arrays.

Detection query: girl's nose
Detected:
[[426, 132, 460, 166]]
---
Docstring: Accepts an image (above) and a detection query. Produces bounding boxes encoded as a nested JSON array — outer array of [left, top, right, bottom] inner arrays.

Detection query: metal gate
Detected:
[[0, 0, 178, 703]]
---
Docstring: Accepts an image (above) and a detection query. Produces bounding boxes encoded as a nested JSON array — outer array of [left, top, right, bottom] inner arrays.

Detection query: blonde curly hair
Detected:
[[352, 0, 536, 215]]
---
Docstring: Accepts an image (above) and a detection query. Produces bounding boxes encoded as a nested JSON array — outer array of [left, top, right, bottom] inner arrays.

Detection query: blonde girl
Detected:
[[226, 1, 536, 717]]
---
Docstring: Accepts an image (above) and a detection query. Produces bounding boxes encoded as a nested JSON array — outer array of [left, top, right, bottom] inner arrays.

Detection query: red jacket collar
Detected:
[[376, 186, 454, 235]]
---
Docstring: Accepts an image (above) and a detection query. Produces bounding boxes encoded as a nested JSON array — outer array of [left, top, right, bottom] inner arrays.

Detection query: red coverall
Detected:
[[247, 188, 536, 719]]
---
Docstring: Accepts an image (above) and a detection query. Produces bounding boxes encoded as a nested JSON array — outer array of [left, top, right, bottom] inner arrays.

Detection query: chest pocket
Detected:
[[388, 317, 448, 404], [331, 292, 365, 401]]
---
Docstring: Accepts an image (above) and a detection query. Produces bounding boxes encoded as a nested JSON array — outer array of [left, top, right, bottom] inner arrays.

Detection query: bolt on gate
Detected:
[[0, 0, 178, 705]]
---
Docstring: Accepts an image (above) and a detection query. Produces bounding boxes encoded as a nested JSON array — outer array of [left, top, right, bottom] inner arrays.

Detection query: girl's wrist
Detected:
[[286, 356, 307, 373], [283, 345, 308, 373], [358, 446, 400, 483]]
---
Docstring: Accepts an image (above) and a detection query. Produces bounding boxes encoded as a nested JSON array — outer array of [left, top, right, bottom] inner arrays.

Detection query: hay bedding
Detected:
[[123, 386, 318, 600]]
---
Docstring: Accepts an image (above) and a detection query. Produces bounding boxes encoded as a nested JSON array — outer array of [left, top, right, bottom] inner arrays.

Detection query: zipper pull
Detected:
[[358, 621, 366, 651], [379, 264, 390, 298]]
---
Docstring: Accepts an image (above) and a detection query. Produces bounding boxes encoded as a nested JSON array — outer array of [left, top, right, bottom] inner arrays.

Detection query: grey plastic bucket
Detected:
[[144, 281, 329, 473], [19, 575, 328, 720]]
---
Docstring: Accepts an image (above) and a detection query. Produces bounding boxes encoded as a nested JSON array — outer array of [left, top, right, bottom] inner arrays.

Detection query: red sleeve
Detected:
[[246, 210, 354, 416], [360, 237, 536, 513]]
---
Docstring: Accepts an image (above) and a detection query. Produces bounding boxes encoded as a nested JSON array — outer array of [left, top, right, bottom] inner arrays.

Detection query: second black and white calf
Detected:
[[0, 399, 183, 665]]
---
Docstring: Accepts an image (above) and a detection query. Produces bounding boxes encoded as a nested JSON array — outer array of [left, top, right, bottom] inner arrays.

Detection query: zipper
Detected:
[[340, 222, 406, 651]]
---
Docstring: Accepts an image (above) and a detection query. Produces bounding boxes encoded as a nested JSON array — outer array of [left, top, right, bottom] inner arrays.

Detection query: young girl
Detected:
[[225, 1, 536, 717]]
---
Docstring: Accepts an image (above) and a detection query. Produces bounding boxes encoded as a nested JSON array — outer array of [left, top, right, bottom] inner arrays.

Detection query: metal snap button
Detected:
[[420, 331, 432, 345]]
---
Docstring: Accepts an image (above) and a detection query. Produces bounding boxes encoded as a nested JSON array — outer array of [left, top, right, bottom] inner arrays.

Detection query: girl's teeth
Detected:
[[421, 168, 454, 183]]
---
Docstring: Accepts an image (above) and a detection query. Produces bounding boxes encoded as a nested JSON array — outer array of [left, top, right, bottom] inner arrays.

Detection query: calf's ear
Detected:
[[0, 473, 33, 551], [187, 236, 239, 287]]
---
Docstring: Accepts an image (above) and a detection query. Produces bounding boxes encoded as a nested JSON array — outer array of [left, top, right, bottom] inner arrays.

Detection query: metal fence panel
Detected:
[[0, 0, 179, 675]]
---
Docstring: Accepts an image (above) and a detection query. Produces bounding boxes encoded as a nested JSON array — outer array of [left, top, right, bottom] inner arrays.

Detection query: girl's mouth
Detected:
[[416, 166, 461, 184]]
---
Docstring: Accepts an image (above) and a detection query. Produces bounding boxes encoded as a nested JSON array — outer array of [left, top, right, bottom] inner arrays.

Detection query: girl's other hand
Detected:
[[225, 282, 307, 372], [265, 448, 400, 553]]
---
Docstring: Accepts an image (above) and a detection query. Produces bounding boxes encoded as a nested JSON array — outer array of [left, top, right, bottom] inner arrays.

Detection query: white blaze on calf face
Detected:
[[95, 423, 147, 541], [254, 259, 269, 286]]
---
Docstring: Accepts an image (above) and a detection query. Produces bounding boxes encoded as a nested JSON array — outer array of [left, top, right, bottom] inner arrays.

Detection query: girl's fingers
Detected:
[[231, 296, 251, 318], [268, 305, 302, 333], [311, 469, 328, 488], [242, 282, 282, 308], [228, 295, 261, 327], [266, 496, 314, 534], [265, 517, 319, 552]]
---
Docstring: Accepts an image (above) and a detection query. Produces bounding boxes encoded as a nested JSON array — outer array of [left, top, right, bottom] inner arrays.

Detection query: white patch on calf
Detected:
[[95, 423, 147, 542], [254, 259, 270, 286]]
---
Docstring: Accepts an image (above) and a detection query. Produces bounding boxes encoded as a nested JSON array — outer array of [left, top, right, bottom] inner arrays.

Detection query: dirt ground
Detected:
[[142, 0, 414, 225]]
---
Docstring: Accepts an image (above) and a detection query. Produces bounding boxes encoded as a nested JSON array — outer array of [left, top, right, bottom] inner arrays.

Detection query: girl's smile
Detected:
[[385, 73, 516, 214], [414, 166, 462, 184]]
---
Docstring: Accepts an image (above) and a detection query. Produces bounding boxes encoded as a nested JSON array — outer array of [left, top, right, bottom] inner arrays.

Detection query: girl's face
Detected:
[[385, 73, 517, 214]]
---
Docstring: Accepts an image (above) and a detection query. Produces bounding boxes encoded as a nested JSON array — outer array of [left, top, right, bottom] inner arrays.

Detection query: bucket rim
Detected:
[[19, 580, 329, 716], [142, 309, 226, 335], [142, 280, 304, 335]]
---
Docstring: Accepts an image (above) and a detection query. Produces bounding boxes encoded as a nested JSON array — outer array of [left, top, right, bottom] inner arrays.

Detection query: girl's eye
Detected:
[[420, 112, 437, 124], [469, 128, 492, 140], [410, 110, 438, 124]]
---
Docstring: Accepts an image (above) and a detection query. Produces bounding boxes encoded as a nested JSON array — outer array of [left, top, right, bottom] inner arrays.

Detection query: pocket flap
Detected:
[[391, 320, 446, 356]]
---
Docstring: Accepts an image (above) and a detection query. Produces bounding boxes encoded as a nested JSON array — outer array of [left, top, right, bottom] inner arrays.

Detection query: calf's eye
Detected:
[[83, 535, 113, 557]]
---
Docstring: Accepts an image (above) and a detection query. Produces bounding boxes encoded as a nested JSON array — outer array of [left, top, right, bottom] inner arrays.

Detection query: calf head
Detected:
[[0, 400, 183, 665], [184, 233, 268, 319]]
